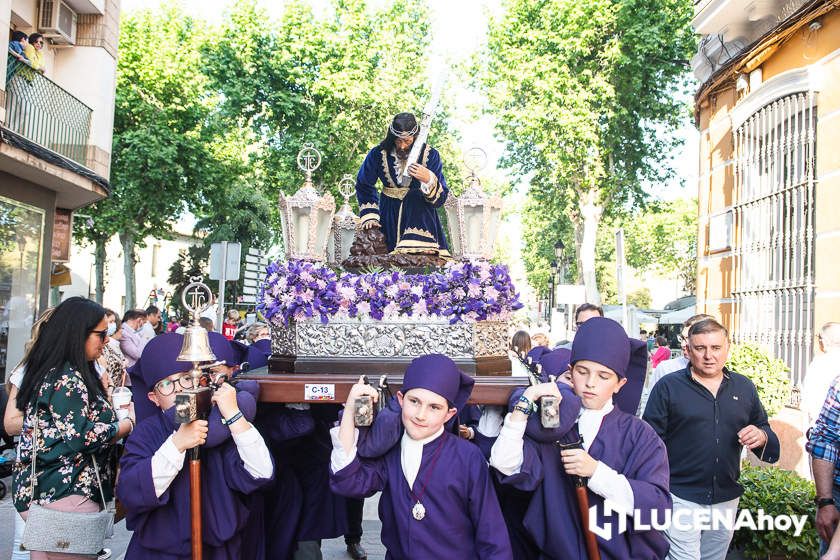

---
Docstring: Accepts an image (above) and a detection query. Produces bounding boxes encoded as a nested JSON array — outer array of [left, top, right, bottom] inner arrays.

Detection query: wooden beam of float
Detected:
[[240, 372, 529, 406]]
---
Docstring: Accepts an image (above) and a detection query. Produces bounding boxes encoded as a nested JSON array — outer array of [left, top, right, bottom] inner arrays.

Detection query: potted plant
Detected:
[[726, 342, 791, 417], [731, 465, 819, 559]]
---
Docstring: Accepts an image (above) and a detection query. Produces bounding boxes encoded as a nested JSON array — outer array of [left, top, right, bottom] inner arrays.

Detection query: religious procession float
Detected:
[[244, 105, 530, 405]]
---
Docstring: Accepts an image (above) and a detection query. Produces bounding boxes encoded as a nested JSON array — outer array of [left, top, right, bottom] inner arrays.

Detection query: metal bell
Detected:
[[177, 324, 217, 363]]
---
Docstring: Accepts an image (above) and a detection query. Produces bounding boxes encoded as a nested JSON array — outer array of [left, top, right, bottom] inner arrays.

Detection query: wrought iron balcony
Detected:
[[4, 55, 92, 167]]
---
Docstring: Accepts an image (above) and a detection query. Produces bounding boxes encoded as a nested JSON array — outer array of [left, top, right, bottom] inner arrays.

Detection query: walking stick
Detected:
[[556, 437, 601, 560]]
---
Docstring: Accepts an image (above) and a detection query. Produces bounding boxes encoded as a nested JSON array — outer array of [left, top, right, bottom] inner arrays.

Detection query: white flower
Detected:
[[383, 301, 400, 317], [357, 301, 371, 316]]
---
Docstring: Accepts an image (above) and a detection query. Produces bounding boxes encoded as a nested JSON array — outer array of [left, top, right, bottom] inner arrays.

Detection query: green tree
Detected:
[[478, 0, 695, 303], [622, 197, 698, 293], [82, 8, 220, 308], [202, 0, 464, 230]]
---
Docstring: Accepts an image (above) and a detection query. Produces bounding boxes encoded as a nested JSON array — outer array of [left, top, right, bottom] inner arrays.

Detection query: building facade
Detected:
[[694, 0, 840, 385], [0, 0, 119, 379]]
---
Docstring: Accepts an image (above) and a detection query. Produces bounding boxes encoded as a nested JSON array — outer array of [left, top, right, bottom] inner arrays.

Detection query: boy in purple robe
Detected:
[[330, 354, 513, 559], [491, 317, 671, 560], [117, 333, 275, 559]]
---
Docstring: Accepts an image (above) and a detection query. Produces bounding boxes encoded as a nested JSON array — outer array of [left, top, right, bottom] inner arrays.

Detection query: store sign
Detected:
[[51, 208, 72, 262]]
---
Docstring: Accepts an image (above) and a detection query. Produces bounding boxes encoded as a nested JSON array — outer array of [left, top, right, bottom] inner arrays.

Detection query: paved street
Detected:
[[0, 476, 386, 560]]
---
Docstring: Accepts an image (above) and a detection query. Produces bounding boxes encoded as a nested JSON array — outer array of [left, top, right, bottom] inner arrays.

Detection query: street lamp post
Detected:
[[549, 260, 558, 323], [554, 240, 566, 284]]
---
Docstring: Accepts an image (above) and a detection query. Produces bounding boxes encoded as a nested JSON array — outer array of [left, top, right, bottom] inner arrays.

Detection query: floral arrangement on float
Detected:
[[257, 259, 523, 326]]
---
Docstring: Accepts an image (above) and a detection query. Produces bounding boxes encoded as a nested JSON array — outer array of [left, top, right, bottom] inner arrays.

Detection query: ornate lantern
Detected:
[[444, 147, 503, 260], [327, 174, 359, 265], [279, 143, 336, 261]]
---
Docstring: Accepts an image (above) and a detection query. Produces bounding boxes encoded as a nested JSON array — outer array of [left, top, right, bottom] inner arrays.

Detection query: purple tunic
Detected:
[[253, 403, 317, 560], [498, 402, 671, 560], [117, 412, 274, 559], [331, 431, 513, 560]]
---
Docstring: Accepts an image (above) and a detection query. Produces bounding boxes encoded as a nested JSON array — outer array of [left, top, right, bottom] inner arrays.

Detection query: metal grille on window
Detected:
[[732, 92, 816, 387]]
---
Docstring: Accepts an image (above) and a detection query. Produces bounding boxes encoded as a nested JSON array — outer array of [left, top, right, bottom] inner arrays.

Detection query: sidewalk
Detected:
[[0, 476, 385, 560]]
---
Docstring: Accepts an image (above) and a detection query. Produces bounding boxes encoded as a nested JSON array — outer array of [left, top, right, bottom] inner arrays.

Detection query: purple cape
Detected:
[[331, 431, 513, 559], [497, 403, 671, 559], [117, 412, 274, 559]]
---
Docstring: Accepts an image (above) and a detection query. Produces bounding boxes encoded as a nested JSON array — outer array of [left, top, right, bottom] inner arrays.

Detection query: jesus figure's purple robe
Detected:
[[331, 430, 513, 560]]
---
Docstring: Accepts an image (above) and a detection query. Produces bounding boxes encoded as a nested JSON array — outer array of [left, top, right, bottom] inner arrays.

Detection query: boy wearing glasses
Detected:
[[118, 333, 274, 559]]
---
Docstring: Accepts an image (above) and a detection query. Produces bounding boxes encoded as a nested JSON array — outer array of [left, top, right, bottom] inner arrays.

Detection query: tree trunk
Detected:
[[579, 190, 602, 305], [120, 231, 137, 310], [94, 237, 106, 304]]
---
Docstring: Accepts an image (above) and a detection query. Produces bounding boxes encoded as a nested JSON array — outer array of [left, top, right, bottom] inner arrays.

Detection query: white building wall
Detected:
[[61, 228, 200, 313], [51, 46, 116, 154]]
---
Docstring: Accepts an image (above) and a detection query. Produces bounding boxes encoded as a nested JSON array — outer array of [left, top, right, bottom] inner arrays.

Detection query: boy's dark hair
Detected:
[[574, 303, 604, 322], [123, 309, 148, 322], [11, 31, 27, 42], [655, 336, 668, 347], [199, 317, 214, 331], [17, 297, 108, 407], [687, 318, 729, 340], [28, 32, 43, 44], [145, 305, 160, 315]]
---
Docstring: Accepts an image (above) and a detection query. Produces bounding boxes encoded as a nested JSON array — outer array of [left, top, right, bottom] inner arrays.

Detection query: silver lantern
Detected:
[[444, 148, 503, 260], [279, 143, 336, 261], [327, 174, 359, 265]]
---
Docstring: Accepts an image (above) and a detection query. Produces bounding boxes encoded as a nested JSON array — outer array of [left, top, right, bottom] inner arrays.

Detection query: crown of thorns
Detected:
[[388, 122, 419, 139]]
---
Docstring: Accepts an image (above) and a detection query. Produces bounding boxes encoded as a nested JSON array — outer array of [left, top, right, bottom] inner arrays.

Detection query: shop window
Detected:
[[0, 195, 44, 380]]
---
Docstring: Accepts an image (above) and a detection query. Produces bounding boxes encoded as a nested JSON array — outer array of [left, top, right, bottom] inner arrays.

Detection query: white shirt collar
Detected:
[[578, 399, 614, 452], [400, 426, 444, 490]]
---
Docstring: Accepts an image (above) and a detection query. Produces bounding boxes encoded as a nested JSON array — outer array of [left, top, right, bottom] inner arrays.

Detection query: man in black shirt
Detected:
[[643, 318, 780, 559]]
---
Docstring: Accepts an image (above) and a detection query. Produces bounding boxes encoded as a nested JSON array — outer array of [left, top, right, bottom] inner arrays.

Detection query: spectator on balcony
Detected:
[[23, 33, 45, 73], [8, 31, 29, 64]]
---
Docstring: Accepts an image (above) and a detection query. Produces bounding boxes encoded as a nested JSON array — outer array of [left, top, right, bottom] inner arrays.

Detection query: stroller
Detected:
[[0, 385, 17, 498]]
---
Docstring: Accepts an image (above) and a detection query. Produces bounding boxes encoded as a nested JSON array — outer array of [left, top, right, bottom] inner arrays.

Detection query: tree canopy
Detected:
[[477, 0, 696, 302]]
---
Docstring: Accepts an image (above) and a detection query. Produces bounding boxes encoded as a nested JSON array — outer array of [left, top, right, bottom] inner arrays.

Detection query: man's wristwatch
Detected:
[[815, 497, 835, 509]]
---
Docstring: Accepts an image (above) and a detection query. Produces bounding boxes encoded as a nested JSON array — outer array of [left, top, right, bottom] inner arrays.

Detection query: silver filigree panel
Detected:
[[270, 317, 508, 359]]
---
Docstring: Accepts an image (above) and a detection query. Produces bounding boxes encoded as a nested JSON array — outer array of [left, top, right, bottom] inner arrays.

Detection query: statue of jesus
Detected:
[[355, 112, 450, 257]]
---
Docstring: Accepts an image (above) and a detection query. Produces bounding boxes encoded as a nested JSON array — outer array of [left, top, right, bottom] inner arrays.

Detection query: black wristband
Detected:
[[816, 497, 835, 508]]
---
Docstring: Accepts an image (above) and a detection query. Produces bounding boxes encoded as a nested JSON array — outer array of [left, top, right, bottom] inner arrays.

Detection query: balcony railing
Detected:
[[4, 55, 92, 167]]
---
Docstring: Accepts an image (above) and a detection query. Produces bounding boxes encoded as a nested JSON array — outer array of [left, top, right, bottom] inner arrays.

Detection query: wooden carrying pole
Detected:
[[189, 448, 202, 560], [557, 439, 601, 560], [573, 478, 601, 560]]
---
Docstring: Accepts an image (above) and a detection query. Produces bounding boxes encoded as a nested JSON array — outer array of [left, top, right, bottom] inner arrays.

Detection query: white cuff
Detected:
[[588, 461, 635, 515], [151, 435, 186, 498], [232, 424, 274, 479], [489, 413, 527, 476], [330, 425, 359, 473]]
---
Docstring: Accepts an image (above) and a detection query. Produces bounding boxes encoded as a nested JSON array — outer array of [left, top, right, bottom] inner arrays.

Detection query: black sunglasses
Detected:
[[89, 328, 108, 341]]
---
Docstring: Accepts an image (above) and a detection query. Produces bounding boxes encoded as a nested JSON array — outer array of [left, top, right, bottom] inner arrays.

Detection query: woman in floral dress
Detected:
[[12, 297, 135, 560]]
